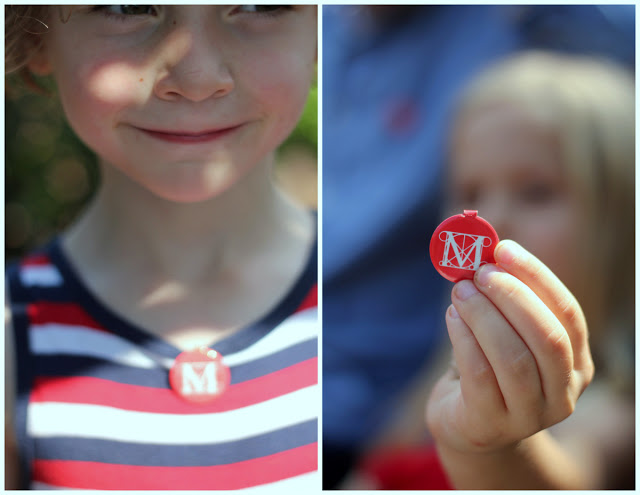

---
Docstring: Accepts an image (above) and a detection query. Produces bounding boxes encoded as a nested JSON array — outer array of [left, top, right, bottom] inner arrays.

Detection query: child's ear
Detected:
[[26, 42, 52, 76]]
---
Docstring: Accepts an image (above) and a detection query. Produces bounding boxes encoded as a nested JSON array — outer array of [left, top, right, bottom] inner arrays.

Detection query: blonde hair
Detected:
[[454, 51, 635, 390], [5, 5, 51, 76]]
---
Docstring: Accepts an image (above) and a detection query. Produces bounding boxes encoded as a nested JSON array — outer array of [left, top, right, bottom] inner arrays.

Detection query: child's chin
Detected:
[[141, 170, 238, 203], [133, 158, 257, 203], [148, 185, 232, 204]]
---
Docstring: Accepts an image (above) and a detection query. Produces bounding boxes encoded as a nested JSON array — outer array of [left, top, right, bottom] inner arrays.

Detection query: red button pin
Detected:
[[169, 347, 231, 404], [429, 210, 499, 282]]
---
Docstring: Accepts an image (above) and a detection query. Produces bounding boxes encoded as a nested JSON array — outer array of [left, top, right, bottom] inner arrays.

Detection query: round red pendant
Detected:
[[169, 347, 231, 404], [429, 210, 499, 283]]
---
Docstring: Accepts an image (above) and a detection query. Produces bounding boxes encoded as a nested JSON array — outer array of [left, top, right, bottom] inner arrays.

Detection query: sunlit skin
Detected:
[[31, 5, 317, 203]]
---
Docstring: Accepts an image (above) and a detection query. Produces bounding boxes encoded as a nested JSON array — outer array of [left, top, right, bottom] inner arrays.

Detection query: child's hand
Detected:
[[426, 240, 594, 455]]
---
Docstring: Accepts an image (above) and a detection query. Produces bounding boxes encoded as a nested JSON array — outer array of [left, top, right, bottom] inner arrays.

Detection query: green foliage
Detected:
[[282, 84, 317, 152], [5, 77, 99, 261]]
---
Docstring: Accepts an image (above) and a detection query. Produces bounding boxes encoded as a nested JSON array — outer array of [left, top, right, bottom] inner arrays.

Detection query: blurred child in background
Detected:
[[355, 51, 634, 490], [5, 5, 318, 490], [321, 7, 634, 487]]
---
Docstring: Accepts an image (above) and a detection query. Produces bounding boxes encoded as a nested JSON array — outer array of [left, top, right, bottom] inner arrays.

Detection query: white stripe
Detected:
[[30, 309, 317, 370], [28, 385, 318, 445], [224, 308, 317, 366], [31, 324, 164, 369], [30, 481, 74, 490], [20, 265, 63, 287]]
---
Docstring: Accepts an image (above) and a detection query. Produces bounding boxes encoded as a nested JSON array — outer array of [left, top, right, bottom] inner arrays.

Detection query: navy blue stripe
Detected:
[[34, 338, 317, 387], [35, 356, 169, 388], [34, 419, 317, 466], [230, 338, 318, 383]]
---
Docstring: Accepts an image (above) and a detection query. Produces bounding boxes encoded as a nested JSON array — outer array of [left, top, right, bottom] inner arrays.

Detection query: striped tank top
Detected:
[[6, 238, 318, 490]]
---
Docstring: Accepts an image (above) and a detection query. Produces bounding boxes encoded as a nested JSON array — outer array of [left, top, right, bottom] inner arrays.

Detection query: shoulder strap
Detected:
[[6, 261, 38, 486]]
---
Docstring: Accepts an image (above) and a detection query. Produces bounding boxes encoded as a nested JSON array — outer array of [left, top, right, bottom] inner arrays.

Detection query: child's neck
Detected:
[[61, 157, 314, 349], [70, 157, 293, 276]]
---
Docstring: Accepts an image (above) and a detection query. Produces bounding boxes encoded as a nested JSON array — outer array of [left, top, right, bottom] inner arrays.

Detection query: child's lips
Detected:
[[136, 124, 244, 143]]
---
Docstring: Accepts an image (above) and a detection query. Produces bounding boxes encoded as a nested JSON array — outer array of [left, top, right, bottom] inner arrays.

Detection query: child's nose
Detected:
[[153, 27, 234, 103]]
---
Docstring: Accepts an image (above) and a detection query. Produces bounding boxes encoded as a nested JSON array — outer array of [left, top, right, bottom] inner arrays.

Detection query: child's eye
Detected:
[[518, 183, 558, 205], [231, 5, 293, 17], [92, 5, 159, 19]]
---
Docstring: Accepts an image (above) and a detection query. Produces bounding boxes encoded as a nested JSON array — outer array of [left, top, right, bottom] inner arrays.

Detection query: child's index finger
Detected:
[[493, 239, 591, 368], [494, 240, 565, 292]]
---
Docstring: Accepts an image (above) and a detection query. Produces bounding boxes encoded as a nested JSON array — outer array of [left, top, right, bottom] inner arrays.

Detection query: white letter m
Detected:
[[181, 362, 219, 395], [439, 231, 492, 271]]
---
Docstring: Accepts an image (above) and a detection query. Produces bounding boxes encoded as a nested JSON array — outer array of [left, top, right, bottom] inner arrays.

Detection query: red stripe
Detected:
[[21, 254, 51, 266], [31, 357, 317, 413], [360, 445, 453, 490], [296, 284, 317, 312], [32, 443, 317, 489], [27, 302, 106, 332]]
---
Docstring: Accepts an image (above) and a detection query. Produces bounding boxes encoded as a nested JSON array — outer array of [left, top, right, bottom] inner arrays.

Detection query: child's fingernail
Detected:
[[494, 239, 522, 267], [454, 280, 477, 301], [448, 304, 460, 319], [475, 264, 501, 287]]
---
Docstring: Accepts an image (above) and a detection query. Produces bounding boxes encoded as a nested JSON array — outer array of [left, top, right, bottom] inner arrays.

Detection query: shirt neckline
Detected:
[[46, 229, 317, 360]]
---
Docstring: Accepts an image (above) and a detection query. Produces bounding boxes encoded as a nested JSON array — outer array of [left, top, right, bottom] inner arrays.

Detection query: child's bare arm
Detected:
[[426, 240, 595, 489]]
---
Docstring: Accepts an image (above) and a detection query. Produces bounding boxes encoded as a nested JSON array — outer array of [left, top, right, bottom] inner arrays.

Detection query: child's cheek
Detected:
[[249, 54, 314, 139], [55, 58, 147, 160], [81, 59, 149, 107]]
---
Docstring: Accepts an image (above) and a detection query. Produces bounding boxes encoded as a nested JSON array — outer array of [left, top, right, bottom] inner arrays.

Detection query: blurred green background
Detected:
[[5, 75, 318, 262]]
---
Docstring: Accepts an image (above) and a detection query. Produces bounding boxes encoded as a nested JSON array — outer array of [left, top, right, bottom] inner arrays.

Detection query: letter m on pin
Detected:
[[181, 362, 219, 395], [439, 231, 492, 271]]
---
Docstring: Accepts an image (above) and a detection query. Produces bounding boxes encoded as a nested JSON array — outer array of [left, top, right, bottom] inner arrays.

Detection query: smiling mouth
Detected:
[[137, 125, 243, 144]]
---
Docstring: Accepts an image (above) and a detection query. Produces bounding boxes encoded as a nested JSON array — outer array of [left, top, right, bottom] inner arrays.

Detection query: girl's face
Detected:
[[449, 103, 587, 295], [32, 5, 317, 203]]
